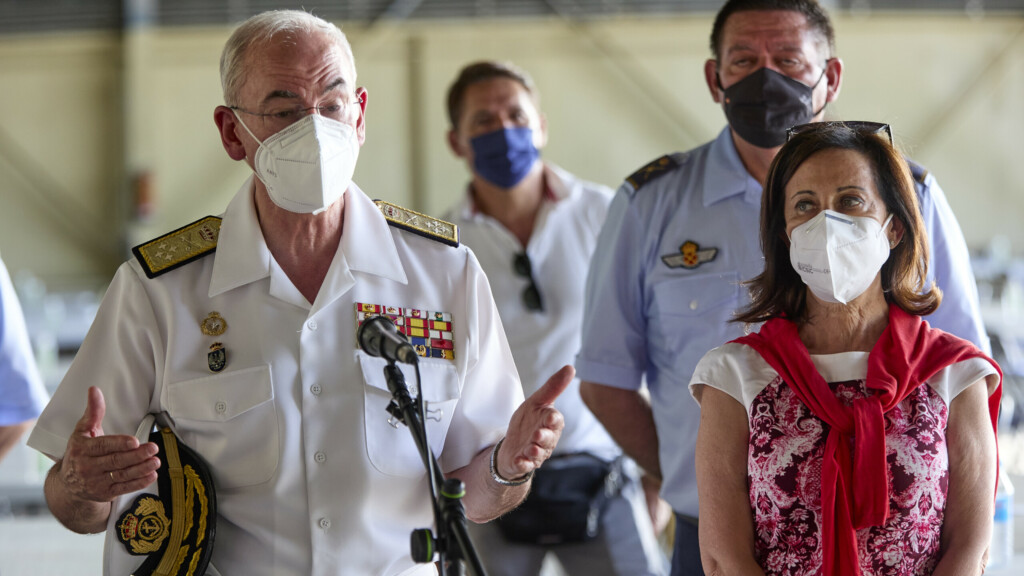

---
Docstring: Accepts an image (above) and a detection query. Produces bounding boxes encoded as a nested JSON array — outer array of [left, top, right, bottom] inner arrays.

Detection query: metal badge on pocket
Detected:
[[208, 343, 226, 373]]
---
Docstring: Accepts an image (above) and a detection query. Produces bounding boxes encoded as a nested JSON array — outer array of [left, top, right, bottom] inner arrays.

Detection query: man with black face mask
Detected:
[[576, 1, 990, 575], [444, 61, 668, 576]]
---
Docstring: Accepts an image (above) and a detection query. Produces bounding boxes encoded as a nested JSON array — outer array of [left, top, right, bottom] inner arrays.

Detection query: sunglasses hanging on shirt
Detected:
[[513, 252, 544, 312]]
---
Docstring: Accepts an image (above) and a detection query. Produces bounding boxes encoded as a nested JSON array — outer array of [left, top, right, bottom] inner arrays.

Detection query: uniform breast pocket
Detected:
[[166, 365, 279, 489], [651, 272, 740, 318], [358, 354, 461, 478], [649, 272, 741, 367]]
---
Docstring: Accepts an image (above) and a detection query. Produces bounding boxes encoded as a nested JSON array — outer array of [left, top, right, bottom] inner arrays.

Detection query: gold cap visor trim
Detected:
[[116, 424, 217, 576]]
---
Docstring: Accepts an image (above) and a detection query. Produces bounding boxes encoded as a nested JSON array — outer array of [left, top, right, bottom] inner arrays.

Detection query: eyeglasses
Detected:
[[786, 121, 893, 147], [513, 252, 544, 312], [229, 94, 363, 132]]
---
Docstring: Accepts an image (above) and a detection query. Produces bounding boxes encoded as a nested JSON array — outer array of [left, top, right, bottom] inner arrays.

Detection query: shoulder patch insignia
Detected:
[[374, 200, 459, 247], [662, 240, 718, 270], [132, 216, 221, 279], [906, 160, 929, 186], [625, 154, 682, 192]]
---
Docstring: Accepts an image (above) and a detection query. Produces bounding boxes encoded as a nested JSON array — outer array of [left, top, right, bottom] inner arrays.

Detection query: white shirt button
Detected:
[[310, 384, 322, 396], [215, 401, 227, 414], [314, 451, 327, 464], [318, 518, 331, 530], [307, 320, 318, 330], [689, 299, 699, 311]]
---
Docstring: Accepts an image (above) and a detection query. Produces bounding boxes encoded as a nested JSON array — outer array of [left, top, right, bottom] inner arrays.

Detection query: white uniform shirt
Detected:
[[28, 179, 523, 576], [445, 164, 619, 461]]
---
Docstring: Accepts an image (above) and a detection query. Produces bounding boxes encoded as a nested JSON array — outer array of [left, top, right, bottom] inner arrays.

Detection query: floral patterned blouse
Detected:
[[690, 343, 998, 576]]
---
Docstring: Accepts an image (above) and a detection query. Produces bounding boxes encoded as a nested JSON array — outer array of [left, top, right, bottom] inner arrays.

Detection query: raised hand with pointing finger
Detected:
[[44, 386, 160, 533], [454, 365, 573, 523], [492, 364, 572, 482]]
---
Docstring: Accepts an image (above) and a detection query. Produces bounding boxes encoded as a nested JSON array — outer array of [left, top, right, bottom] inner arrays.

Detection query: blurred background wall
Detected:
[[0, 1, 1021, 291]]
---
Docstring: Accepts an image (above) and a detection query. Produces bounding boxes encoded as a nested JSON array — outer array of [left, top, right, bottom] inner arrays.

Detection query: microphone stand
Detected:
[[382, 361, 488, 576]]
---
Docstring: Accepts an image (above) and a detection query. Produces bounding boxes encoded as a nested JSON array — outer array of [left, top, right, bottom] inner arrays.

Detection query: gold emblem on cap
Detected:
[[117, 495, 171, 555], [200, 312, 227, 336]]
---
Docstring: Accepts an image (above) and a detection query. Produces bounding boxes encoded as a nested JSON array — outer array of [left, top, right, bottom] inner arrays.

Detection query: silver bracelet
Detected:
[[489, 438, 533, 487]]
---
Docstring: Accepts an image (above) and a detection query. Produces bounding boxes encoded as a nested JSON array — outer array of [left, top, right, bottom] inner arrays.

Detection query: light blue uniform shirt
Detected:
[[576, 127, 989, 516], [0, 257, 48, 426]]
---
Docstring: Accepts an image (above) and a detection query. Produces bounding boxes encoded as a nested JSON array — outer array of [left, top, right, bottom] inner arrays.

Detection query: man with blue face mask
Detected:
[[28, 13, 575, 576], [444, 61, 668, 576], [576, 1, 990, 575]]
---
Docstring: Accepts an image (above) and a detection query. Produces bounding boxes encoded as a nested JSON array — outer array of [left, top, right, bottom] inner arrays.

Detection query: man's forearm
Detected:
[[44, 459, 111, 534], [451, 445, 530, 523], [0, 421, 32, 462], [579, 381, 661, 479]]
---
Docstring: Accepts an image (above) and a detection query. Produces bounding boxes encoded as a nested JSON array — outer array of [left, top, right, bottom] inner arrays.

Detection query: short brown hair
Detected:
[[735, 122, 941, 325], [446, 61, 537, 130], [710, 0, 835, 61]]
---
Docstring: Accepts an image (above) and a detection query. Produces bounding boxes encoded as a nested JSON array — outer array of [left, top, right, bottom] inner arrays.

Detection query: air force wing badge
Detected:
[[662, 240, 718, 270]]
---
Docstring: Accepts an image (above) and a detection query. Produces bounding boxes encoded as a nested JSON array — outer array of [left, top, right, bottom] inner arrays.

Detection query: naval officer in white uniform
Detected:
[[28, 10, 571, 576]]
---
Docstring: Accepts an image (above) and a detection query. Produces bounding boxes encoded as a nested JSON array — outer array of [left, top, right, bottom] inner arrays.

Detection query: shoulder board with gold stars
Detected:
[[132, 216, 221, 279], [623, 154, 685, 194], [374, 200, 459, 248]]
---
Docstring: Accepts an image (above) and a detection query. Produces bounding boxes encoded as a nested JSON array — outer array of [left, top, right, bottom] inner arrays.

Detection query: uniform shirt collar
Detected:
[[209, 176, 272, 298], [543, 163, 578, 202], [338, 183, 407, 286], [702, 127, 763, 207], [209, 178, 407, 300]]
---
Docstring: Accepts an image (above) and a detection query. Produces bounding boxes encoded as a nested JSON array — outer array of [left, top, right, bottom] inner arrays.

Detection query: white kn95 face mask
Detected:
[[788, 210, 894, 305], [234, 112, 360, 215]]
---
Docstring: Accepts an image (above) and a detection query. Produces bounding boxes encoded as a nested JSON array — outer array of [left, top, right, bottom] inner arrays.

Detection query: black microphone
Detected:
[[357, 315, 419, 364]]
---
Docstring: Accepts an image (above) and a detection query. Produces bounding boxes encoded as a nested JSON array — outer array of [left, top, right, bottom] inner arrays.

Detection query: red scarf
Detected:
[[733, 304, 1001, 575]]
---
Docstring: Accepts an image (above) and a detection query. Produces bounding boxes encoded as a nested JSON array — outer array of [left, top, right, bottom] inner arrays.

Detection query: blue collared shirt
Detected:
[[912, 166, 990, 354], [0, 257, 48, 426], [576, 127, 989, 516]]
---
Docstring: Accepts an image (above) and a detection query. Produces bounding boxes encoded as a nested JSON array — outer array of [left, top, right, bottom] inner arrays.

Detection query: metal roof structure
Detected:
[[0, 0, 1021, 35]]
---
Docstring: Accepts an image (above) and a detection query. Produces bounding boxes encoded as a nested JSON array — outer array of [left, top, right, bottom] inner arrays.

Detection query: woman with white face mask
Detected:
[[688, 122, 1003, 576]]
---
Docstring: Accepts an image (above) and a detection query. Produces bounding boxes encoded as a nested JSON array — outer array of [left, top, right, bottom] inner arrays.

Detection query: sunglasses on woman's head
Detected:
[[786, 121, 893, 147]]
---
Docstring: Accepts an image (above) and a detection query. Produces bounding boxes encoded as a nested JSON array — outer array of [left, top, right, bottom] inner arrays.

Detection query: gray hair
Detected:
[[220, 10, 357, 106]]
